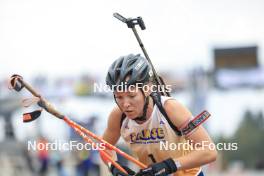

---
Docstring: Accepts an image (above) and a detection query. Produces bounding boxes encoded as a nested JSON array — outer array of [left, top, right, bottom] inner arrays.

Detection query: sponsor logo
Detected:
[[130, 128, 165, 144]]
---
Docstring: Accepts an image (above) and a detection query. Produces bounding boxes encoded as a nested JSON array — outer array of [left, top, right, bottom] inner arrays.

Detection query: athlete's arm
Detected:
[[100, 106, 123, 162], [101, 107, 137, 176], [164, 99, 217, 170], [102, 106, 122, 145]]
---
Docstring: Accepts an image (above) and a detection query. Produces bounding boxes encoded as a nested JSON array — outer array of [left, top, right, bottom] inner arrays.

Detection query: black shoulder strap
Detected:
[[119, 92, 210, 135], [150, 92, 183, 136], [119, 92, 183, 136]]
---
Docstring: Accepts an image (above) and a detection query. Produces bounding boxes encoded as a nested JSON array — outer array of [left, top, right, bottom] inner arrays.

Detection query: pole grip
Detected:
[[17, 77, 64, 119], [113, 13, 127, 23]]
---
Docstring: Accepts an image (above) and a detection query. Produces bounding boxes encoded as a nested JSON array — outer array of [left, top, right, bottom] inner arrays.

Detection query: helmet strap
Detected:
[[113, 94, 122, 110], [113, 89, 150, 122], [133, 89, 149, 122]]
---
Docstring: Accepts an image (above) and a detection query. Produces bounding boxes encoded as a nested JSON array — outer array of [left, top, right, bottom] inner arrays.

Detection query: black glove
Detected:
[[135, 158, 177, 176], [110, 162, 136, 176]]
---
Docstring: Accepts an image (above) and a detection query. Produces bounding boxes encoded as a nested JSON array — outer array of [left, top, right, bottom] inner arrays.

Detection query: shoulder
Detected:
[[107, 106, 123, 129], [109, 106, 123, 118], [102, 106, 123, 145], [163, 98, 192, 129]]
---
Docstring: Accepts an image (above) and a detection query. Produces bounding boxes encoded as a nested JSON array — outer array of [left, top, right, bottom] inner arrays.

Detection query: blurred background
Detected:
[[1, 0, 264, 175]]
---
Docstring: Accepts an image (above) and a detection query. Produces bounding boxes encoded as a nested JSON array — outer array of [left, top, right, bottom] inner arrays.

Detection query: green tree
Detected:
[[218, 110, 264, 169]]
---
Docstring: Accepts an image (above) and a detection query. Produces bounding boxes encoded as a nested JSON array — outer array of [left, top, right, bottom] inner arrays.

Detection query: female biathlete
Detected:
[[101, 54, 217, 176]]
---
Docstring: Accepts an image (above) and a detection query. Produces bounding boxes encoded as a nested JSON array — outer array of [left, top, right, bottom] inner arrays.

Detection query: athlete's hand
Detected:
[[135, 158, 177, 176], [110, 162, 136, 176]]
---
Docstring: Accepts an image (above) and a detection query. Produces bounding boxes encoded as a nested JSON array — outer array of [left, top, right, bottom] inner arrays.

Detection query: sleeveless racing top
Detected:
[[120, 96, 201, 176]]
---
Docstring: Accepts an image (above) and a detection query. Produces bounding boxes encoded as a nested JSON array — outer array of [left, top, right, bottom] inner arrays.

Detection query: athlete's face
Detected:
[[114, 86, 145, 119]]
